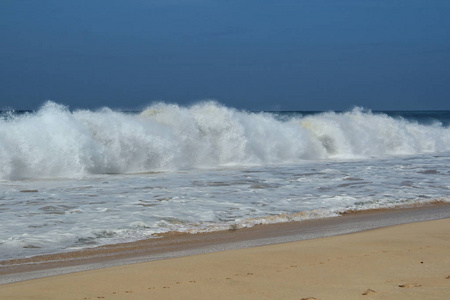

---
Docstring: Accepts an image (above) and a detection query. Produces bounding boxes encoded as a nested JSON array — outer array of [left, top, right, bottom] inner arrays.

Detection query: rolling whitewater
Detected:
[[1, 101, 450, 261]]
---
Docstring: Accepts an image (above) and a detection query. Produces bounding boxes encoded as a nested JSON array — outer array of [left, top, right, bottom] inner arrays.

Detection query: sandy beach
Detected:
[[1, 206, 450, 300]]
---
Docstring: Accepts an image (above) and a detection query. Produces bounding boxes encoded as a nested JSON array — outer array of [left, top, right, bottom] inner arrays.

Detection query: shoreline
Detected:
[[1, 203, 450, 285], [1, 212, 449, 299]]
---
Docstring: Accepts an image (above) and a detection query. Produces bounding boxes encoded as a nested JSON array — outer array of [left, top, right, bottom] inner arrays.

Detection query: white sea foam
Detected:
[[1, 102, 450, 261], [1, 101, 449, 180]]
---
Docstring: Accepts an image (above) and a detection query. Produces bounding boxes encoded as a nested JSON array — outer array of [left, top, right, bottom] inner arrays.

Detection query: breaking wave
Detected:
[[1, 101, 449, 180]]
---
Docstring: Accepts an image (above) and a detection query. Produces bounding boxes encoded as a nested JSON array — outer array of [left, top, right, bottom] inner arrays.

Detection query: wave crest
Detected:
[[1, 101, 449, 180]]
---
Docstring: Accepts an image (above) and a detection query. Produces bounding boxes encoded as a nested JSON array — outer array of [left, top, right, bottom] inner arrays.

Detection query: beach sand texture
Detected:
[[1, 218, 449, 300]]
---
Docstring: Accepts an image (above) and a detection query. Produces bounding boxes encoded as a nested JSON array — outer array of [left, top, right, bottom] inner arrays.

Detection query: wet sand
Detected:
[[1, 205, 450, 299]]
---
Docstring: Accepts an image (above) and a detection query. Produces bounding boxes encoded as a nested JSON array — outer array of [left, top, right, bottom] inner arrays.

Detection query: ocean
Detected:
[[1, 101, 449, 261]]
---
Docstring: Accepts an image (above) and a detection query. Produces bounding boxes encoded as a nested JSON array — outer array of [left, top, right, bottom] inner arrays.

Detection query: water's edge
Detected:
[[1, 203, 449, 285]]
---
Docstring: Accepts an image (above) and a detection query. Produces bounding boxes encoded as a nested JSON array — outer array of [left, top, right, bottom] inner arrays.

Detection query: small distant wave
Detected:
[[1, 101, 449, 180]]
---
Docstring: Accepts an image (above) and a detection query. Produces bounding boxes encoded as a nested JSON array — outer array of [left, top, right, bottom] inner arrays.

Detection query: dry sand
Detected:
[[1, 217, 449, 300]]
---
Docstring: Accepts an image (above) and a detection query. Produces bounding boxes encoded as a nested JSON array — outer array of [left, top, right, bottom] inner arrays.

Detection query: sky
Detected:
[[1, 0, 450, 111]]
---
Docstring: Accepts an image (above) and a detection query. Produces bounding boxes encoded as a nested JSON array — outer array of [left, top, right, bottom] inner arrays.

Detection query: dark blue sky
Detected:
[[1, 0, 449, 111]]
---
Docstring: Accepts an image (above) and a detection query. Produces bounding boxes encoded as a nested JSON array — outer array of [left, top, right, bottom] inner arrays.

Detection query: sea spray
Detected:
[[1, 101, 449, 180]]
